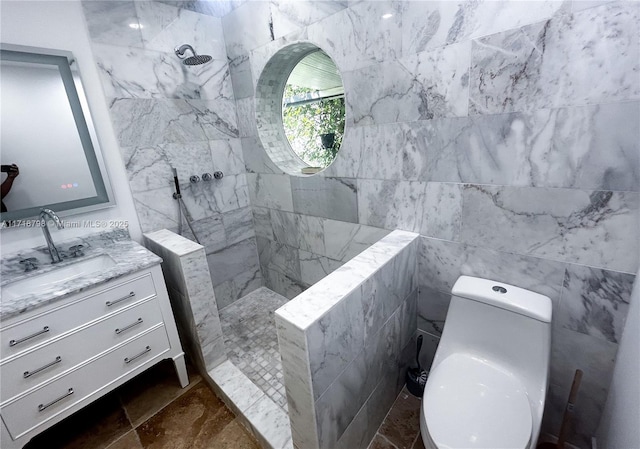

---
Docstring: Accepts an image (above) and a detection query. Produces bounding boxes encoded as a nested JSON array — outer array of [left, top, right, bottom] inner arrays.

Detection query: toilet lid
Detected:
[[423, 353, 532, 449]]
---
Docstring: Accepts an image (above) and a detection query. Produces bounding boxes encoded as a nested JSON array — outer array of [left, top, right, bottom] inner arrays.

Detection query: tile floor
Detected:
[[368, 387, 426, 449], [219, 287, 289, 411], [22, 360, 260, 449]]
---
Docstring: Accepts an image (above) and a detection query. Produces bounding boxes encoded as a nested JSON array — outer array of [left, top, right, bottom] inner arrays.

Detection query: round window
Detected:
[[255, 43, 345, 176]]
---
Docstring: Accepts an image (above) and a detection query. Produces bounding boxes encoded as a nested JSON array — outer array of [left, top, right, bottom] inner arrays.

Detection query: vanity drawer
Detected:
[[1, 298, 164, 402], [1, 325, 171, 439], [1, 273, 156, 359]]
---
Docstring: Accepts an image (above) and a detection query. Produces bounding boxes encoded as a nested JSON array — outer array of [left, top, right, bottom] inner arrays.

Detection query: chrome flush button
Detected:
[[492, 285, 507, 294]]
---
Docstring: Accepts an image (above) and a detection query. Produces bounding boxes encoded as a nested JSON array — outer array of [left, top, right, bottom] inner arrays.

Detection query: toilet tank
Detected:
[[433, 276, 552, 409]]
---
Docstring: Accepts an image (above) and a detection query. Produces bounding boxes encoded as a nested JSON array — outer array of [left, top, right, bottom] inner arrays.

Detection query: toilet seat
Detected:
[[423, 353, 532, 449]]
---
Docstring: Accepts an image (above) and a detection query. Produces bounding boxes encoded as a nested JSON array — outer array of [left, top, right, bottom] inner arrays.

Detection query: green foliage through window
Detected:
[[282, 84, 345, 169]]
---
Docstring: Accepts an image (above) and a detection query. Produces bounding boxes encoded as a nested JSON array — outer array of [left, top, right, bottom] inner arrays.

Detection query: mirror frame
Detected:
[[0, 44, 115, 222]]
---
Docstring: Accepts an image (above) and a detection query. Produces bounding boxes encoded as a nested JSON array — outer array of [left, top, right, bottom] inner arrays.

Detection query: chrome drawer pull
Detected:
[[38, 388, 74, 412], [106, 291, 135, 307], [24, 356, 62, 378], [115, 318, 143, 335], [124, 346, 151, 364], [9, 326, 50, 347]]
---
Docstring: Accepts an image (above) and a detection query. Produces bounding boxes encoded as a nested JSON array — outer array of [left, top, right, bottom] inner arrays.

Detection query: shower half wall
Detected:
[[145, 228, 419, 449]]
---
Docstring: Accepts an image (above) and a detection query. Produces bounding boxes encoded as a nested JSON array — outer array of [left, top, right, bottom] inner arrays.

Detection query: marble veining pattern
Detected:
[[144, 229, 227, 372], [559, 265, 635, 344], [1, 229, 161, 321], [459, 185, 639, 273], [469, 3, 640, 115]]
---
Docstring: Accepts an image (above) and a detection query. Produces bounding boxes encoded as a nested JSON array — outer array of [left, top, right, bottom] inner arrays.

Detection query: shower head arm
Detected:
[[174, 44, 197, 59]]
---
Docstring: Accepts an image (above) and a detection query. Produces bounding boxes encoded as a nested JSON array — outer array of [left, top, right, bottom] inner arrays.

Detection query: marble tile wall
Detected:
[[254, 206, 389, 298], [275, 231, 419, 449], [143, 229, 227, 373], [81, 1, 262, 310], [226, 1, 639, 447]]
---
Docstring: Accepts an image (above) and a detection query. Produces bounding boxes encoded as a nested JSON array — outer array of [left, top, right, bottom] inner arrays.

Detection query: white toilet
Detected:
[[420, 276, 552, 449]]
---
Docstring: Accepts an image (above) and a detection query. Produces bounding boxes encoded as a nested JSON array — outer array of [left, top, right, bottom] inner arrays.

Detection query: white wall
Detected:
[[0, 0, 141, 254], [597, 271, 640, 449]]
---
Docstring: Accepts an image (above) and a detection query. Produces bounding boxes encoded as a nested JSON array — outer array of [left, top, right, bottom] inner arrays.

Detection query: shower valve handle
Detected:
[[213, 171, 224, 180], [190, 175, 200, 183]]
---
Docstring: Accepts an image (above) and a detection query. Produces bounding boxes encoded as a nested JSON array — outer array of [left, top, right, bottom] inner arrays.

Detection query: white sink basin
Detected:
[[2, 254, 117, 301]]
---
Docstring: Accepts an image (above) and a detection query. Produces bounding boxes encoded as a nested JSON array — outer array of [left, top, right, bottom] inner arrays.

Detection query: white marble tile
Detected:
[[291, 177, 358, 223], [229, 54, 254, 100], [236, 97, 257, 138], [314, 351, 371, 449], [558, 265, 635, 344], [275, 318, 319, 449], [213, 266, 263, 310], [180, 248, 226, 368], [110, 98, 239, 147], [259, 239, 301, 280], [208, 360, 265, 413], [244, 394, 294, 449], [247, 173, 294, 211], [270, 209, 299, 248], [253, 206, 274, 239], [417, 285, 450, 336], [421, 182, 463, 241], [357, 179, 427, 233], [299, 250, 343, 285], [136, 2, 227, 59], [323, 220, 390, 262], [400, 0, 567, 56], [180, 173, 249, 218], [306, 287, 365, 399], [209, 138, 246, 176], [418, 236, 567, 307], [143, 228, 202, 258], [269, 1, 347, 40], [263, 267, 307, 300], [296, 214, 326, 255], [133, 186, 180, 233], [399, 101, 640, 190], [276, 230, 418, 341], [469, 3, 640, 115], [222, 206, 255, 246], [306, 1, 402, 73], [121, 140, 213, 193], [241, 136, 283, 174], [222, 0, 272, 59], [459, 186, 640, 273], [319, 126, 363, 179], [94, 43, 233, 102], [207, 236, 260, 285], [160, 0, 244, 18], [345, 41, 470, 125], [182, 214, 226, 254], [82, 0, 143, 47]]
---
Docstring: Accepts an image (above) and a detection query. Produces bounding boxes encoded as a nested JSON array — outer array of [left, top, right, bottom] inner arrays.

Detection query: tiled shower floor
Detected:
[[219, 287, 289, 411]]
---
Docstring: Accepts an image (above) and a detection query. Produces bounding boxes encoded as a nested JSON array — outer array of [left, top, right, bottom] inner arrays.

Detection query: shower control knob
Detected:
[[202, 173, 213, 181], [190, 175, 200, 183], [213, 171, 224, 180]]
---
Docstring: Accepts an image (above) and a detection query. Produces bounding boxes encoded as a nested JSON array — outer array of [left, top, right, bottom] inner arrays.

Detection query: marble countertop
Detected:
[[0, 229, 162, 321]]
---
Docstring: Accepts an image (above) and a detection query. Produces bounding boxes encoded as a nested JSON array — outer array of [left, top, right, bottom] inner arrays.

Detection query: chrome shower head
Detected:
[[174, 44, 212, 66]]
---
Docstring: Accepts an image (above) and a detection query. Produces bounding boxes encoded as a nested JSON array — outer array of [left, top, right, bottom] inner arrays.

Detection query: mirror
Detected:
[[282, 50, 345, 172], [0, 45, 114, 222]]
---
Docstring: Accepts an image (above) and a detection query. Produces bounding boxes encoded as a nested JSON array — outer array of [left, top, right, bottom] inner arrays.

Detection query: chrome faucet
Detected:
[[39, 208, 64, 263]]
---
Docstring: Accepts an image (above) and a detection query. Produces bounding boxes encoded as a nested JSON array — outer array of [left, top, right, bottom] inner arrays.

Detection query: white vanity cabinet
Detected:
[[0, 264, 188, 449]]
